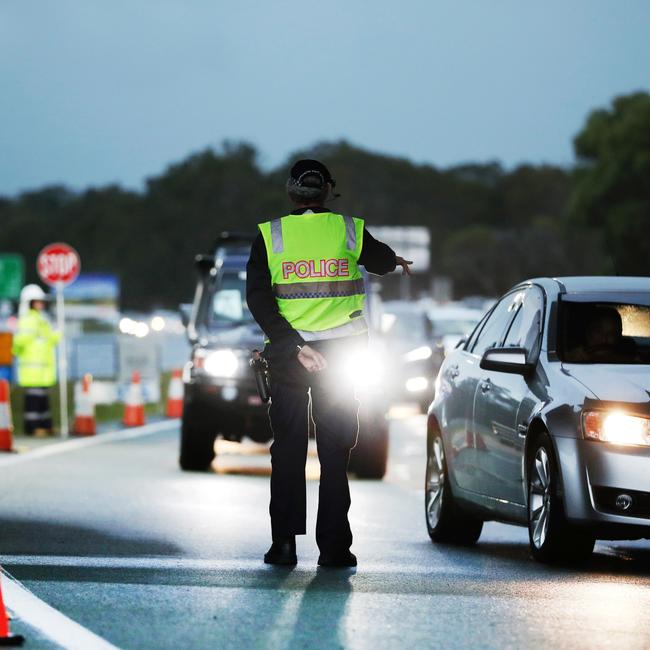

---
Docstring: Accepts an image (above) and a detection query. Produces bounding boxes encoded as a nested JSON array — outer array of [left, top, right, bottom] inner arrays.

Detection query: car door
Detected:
[[447, 296, 518, 494], [472, 287, 544, 505]]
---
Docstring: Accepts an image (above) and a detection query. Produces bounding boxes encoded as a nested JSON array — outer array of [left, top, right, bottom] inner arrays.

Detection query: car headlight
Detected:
[[203, 349, 240, 378], [582, 410, 650, 447], [404, 345, 432, 362], [406, 376, 429, 393]]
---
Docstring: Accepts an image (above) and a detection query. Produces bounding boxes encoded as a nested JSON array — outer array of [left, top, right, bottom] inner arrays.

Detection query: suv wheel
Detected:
[[425, 433, 483, 544], [179, 414, 216, 472], [527, 432, 595, 563]]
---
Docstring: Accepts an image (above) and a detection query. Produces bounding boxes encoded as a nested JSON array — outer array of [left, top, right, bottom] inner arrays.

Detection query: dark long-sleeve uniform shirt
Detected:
[[246, 207, 396, 357]]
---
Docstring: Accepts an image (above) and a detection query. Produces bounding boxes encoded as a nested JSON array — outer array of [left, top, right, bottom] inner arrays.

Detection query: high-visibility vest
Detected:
[[258, 211, 367, 339], [12, 309, 60, 387]]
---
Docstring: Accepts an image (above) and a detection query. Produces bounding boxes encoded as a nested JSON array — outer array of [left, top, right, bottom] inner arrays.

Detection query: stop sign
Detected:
[[37, 243, 81, 287]]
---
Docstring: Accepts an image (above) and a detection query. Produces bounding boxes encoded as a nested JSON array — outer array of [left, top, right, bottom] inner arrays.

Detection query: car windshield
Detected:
[[209, 271, 254, 328], [431, 319, 479, 337], [560, 299, 650, 364]]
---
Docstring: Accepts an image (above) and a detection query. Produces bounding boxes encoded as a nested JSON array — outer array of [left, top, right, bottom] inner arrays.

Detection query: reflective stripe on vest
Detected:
[[273, 279, 365, 299], [271, 218, 284, 253], [269, 214, 357, 254], [297, 317, 368, 341], [259, 212, 366, 334]]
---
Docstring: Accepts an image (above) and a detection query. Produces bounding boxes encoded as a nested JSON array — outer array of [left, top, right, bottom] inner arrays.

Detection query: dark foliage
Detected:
[[5, 90, 645, 309]]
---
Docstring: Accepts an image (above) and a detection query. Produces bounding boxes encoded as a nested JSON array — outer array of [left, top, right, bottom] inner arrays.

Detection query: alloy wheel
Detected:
[[426, 437, 445, 529], [529, 446, 551, 549]]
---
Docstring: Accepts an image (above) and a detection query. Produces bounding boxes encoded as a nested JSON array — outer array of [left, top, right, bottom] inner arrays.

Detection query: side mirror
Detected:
[[195, 254, 215, 273], [480, 347, 533, 375]]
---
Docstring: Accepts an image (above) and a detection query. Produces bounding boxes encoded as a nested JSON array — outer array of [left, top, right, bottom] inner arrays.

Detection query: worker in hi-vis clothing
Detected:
[[12, 284, 61, 437], [246, 159, 412, 567]]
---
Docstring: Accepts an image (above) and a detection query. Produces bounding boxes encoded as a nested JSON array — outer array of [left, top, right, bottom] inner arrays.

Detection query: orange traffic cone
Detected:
[[73, 374, 96, 436], [165, 369, 184, 418], [123, 371, 145, 427], [0, 380, 14, 453], [0, 573, 24, 646]]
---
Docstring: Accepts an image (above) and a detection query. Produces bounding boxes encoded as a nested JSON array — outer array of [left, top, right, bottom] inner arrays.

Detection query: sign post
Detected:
[[37, 243, 81, 438]]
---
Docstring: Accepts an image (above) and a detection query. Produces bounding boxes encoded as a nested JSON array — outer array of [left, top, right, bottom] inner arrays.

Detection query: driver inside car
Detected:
[[569, 307, 636, 362]]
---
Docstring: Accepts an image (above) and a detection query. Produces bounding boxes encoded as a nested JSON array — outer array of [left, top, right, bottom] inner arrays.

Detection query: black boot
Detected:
[[317, 550, 357, 568], [264, 537, 297, 565]]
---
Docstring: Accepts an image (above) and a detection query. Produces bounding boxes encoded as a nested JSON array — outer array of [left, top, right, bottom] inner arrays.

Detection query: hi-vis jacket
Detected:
[[258, 211, 367, 339], [12, 309, 61, 387]]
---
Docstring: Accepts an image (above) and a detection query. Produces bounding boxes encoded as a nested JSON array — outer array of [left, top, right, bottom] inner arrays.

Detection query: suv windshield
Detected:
[[382, 310, 429, 342], [209, 271, 254, 328], [559, 298, 650, 364]]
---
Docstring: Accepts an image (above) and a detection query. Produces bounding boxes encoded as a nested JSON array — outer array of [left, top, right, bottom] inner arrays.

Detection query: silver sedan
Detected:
[[425, 276, 650, 563]]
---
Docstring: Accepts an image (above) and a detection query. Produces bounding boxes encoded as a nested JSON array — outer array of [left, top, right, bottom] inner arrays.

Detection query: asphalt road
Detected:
[[2, 411, 650, 649]]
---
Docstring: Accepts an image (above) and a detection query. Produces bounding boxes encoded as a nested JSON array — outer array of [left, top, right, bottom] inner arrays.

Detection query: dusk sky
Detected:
[[1, 1, 649, 195]]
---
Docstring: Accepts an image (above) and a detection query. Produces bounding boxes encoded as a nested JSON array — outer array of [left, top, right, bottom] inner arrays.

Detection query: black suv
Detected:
[[179, 233, 389, 478]]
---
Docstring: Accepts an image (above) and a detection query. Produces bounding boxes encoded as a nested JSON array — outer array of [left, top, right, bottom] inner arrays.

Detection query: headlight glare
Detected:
[[583, 410, 650, 447], [342, 350, 383, 387], [203, 349, 240, 377]]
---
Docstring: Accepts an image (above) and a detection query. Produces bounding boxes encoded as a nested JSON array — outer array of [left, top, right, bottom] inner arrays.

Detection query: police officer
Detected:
[[247, 160, 412, 567], [12, 284, 61, 436]]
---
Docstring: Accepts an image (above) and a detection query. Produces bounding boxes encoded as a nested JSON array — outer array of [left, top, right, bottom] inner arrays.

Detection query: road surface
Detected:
[[1, 411, 650, 649]]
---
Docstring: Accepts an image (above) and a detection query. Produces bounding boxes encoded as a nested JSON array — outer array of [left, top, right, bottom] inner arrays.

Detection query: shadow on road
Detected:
[[420, 537, 650, 578], [0, 516, 182, 557], [290, 568, 354, 648]]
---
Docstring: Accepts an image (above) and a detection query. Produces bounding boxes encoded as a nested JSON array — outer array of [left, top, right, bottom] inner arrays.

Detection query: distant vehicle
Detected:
[[179, 233, 389, 478], [427, 304, 483, 356], [381, 301, 443, 411], [426, 277, 650, 563]]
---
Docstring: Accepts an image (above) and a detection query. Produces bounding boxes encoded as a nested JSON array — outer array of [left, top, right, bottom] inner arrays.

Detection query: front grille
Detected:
[[593, 486, 650, 519]]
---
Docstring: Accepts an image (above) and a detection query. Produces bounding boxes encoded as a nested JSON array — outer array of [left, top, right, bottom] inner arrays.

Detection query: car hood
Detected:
[[205, 323, 265, 350], [562, 364, 650, 403]]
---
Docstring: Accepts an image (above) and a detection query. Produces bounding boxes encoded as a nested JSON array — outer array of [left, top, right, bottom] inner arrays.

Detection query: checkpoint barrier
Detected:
[[0, 572, 24, 646], [123, 371, 145, 427], [0, 380, 14, 453], [165, 369, 183, 418], [73, 373, 96, 436]]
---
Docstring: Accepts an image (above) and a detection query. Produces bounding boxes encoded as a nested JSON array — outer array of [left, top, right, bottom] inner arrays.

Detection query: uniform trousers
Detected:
[[23, 387, 53, 434], [267, 339, 362, 555]]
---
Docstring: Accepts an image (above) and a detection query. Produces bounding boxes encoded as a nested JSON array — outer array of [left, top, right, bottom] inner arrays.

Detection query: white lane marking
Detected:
[[0, 420, 178, 469], [1, 569, 120, 650], [0, 555, 465, 575]]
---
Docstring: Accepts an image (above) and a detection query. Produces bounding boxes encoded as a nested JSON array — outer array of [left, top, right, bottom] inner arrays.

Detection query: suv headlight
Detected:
[[582, 410, 650, 447], [203, 349, 240, 378], [404, 345, 432, 362]]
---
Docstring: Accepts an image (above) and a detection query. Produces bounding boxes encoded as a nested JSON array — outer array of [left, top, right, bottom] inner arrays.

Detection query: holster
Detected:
[[249, 349, 271, 403]]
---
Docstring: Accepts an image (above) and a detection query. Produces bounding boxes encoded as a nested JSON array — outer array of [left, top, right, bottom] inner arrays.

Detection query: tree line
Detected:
[[1, 92, 648, 309]]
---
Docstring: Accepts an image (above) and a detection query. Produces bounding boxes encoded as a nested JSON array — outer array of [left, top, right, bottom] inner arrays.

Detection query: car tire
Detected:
[[425, 432, 483, 544], [179, 415, 216, 472], [349, 412, 388, 480], [527, 432, 595, 564]]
